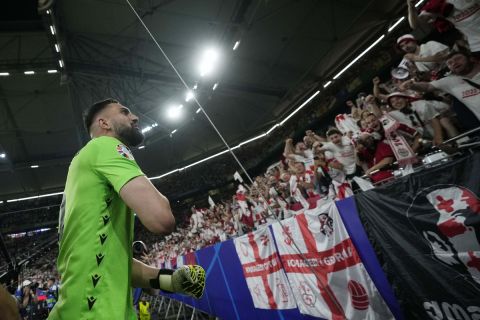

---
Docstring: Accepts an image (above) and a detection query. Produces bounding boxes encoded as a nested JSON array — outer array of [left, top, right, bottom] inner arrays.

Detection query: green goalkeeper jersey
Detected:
[[49, 136, 144, 320]]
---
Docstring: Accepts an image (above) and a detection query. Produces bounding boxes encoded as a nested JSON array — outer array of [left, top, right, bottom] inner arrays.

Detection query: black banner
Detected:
[[355, 151, 480, 320]]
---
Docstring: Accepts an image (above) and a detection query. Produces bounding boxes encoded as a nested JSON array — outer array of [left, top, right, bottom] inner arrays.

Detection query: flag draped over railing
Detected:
[[158, 151, 480, 320]]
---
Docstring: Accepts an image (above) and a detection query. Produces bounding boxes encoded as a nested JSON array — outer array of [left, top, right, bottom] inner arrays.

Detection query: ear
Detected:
[[98, 117, 111, 130]]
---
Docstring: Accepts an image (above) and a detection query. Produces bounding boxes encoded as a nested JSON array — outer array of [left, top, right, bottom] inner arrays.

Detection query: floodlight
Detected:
[[166, 104, 183, 120], [185, 91, 194, 102], [199, 48, 219, 77], [141, 126, 152, 133]]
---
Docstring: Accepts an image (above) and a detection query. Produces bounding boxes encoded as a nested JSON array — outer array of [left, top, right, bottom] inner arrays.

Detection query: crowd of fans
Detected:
[[2, 0, 480, 318], [138, 0, 480, 269], [1, 231, 59, 320]]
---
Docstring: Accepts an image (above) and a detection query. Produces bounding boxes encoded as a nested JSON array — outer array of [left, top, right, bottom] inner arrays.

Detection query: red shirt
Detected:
[[359, 141, 394, 183]]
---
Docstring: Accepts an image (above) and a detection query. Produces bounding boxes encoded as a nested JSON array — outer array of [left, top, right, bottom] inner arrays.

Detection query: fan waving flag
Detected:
[[234, 227, 297, 310], [271, 201, 395, 319]]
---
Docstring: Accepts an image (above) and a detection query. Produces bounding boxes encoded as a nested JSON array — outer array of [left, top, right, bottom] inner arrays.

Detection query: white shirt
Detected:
[[335, 113, 361, 134], [321, 136, 356, 174], [389, 100, 439, 137], [288, 175, 309, 209], [202, 228, 214, 241], [428, 99, 451, 114], [292, 149, 315, 170], [447, 0, 480, 51], [431, 71, 480, 121], [415, 41, 449, 72]]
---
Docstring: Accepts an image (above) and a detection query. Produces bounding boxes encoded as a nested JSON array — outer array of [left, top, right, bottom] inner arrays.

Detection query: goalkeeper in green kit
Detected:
[[49, 99, 205, 319]]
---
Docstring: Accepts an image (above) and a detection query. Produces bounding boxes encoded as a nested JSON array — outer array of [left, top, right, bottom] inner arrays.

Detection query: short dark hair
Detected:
[[326, 128, 342, 137], [83, 98, 118, 132], [447, 49, 471, 60]]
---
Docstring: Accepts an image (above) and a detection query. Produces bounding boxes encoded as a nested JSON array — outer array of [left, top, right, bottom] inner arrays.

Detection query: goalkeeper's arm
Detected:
[[132, 258, 205, 299]]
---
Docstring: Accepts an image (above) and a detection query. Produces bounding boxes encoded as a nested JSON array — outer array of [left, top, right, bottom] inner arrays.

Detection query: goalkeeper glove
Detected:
[[150, 265, 206, 299]]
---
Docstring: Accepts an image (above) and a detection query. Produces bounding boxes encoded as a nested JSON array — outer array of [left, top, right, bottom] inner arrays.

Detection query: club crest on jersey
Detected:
[[116, 144, 134, 160]]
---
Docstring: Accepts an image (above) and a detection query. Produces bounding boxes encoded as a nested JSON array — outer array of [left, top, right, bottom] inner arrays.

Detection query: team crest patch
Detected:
[[116, 144, 134, 160]]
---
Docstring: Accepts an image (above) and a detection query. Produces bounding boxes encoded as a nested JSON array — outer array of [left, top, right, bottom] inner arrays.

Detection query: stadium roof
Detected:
[[0, 0, 408, 200]]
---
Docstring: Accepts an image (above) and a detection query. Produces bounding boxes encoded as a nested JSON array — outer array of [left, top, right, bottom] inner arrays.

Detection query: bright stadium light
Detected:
[[388, 16, 405, 32], [233, 41, 240, 50], [415, 0, 426, 7], [280, 90, 320, 125], [266, 124, 280, 135], [24, 71, 35, 75], [141, 126, 152, 133], [6, 191, 64, 203], [199, 48, 220, 77], [332, 34, 385, 80], [0, 153, 6, 158], [30, 165, 39, 168], [185, 91, 194, 102], [55, 43, 60, 52], [47, 69, 58, 73], [0, 72, 10, 76], [50, 25, 55, 35], [166, 104, 183, 120]]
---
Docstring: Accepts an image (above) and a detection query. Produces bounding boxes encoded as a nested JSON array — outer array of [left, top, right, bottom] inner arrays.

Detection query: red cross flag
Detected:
[[271, 201, 394, 319], [234, 227, 297, 310]]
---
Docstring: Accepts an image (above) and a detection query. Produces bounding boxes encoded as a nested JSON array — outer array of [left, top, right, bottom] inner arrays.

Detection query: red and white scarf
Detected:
[[380, 114, 418, 166]]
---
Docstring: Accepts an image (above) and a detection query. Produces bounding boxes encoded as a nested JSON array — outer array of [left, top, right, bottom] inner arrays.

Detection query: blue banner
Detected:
[[164, 239, 319, 320], [158, 199, 402, 319]]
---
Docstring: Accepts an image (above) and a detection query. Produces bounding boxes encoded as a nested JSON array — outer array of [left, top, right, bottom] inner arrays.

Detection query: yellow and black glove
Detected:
[[150, 265, 206, 299]]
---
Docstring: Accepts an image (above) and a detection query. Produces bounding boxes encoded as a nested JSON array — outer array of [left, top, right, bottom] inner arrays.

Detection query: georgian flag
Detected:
[[234, 227, 297, 310], [271, 201, 394, 319]]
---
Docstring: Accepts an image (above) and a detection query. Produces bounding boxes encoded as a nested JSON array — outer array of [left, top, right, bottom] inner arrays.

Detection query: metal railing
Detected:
[[146, 295, 216, 320]]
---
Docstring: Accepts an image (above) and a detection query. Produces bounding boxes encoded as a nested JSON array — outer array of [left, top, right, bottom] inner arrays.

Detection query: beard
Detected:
[[114, 122, 144, 147]]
